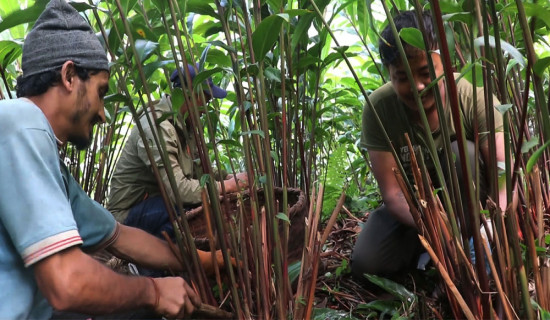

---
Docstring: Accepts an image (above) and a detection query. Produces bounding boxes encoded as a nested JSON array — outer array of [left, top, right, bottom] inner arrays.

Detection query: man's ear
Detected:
[[60, 61, 76, 92]]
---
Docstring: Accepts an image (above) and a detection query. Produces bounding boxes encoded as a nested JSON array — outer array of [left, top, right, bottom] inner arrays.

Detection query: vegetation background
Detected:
[[0, 0, 549, 318]]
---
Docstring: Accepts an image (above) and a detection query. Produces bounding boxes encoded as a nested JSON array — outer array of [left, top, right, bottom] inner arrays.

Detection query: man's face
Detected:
[[388, 48, 445, 113], [68, 71, 109, 150]]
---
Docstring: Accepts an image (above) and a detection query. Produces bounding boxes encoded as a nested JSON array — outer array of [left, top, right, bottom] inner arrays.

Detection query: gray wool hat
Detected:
[[22, 0, 109, 78]]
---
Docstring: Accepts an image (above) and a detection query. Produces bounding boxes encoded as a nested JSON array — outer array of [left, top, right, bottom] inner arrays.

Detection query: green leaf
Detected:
[[285, 9, 311, 17], [240, 130, 265, 138], [291, 13, 314, 51], [0, 40, 22, 68], [0, 1, 47, 33], [251, 14, 289, 61], [442, 12, 473, 24], [288, 260, 301, 283], [526, 140, 550, 174], [276, 212, 290, 224], [264, 67, 282, 82], [104, 93, 131, 105], [193, 67, 229, 90], [187, 0, 218, 17], [171, 88, 184, 112], [522, 136, 539, 154], [534, 56, 550, 77], [134, 40, 159, 63], [495, 104, 513, 114], [364, 274, 416, 306], [207, 40, 238, 54], [313, 308, 357, 320], [217, 139, 241, 147], [399, 27, 424, 50], [504, 3, 550, 30], [473, 36, 525, 68]]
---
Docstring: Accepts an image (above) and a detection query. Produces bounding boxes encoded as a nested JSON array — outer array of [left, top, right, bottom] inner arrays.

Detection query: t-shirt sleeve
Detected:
[[361, 91, 394, 152], [0, 126, 82, 267], [59, 163, 118, 252], [457, 77, 503, 143], [361, 104, 387, 152]]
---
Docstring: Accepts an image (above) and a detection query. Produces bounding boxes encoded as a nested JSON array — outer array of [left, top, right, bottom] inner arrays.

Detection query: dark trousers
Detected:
[[124, 195, 175, 239], [351, 140, 487, 279]]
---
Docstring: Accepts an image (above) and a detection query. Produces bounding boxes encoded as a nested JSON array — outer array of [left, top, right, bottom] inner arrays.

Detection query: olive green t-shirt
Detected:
[[361, 73, 503, 180]]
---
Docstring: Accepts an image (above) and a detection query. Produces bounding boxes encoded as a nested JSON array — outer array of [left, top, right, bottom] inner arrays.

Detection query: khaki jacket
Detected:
[[107, 95, 205, 222]]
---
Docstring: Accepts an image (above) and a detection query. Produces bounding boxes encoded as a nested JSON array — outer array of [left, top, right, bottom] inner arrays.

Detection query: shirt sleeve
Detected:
[[136, 120, 203, 205], [59, 162, 119, 252], [0, 126, 82, 267], [457, 77, 503, 143]]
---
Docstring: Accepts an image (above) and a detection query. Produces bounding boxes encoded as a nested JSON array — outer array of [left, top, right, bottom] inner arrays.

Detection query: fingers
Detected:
[[154, 277, 200, 318], [184, 280, 201, 307]]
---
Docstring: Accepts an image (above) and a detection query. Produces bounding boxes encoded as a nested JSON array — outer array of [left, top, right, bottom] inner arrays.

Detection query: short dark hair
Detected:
[[379, 10, 437, 67], [16, 65, 100, 98]]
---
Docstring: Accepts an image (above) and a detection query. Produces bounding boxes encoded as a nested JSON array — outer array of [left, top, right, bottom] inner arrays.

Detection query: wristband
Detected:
[[148, 277, 160, 310]]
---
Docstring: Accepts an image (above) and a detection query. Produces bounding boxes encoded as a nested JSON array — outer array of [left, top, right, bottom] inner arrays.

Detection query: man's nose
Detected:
[[415, 78, 426, 91], [98, 107, 106, 124]]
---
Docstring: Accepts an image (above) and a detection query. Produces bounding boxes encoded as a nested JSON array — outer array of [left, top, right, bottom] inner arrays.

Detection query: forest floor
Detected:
[[95, 210, 451, 319], [314, 211, 450, 319]]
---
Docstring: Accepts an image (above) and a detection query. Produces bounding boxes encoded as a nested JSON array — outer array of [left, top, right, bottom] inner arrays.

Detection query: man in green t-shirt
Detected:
[[351, 10, 509, 279]]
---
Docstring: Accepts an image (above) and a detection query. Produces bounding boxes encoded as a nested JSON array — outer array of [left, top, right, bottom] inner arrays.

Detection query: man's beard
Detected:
[[68, 83, 94, 150], [68, 130, 93, 150]]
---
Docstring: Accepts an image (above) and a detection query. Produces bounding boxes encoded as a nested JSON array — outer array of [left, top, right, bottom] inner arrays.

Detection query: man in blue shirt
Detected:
[[0, 0, 207, 318]]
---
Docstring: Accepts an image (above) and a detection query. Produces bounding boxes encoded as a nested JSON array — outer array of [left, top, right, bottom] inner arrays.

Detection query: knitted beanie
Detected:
[[22, 0, 109, 78]]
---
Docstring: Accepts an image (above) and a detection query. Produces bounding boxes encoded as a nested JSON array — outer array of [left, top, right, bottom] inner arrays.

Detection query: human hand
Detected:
[[221, 172, 248, 193], [197, 249, 239, 276], [151, 277, 201, 318]]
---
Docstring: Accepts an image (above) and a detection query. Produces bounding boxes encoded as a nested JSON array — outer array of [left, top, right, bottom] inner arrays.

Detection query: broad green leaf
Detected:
[[251, 14, 289, 61], [285, 9, 311, 17], [522, 136, 539, 153], [503, 3, 550, 30], [171, 88, 184, 112], [0, 2, 47, 33], [288, 260, 301, 283], [473, 36, 525, 68], [0, 40, 22, 68], [240, 130, 265, 138], [1, 0, 25, 39], [364, 274, 416, 305], [506, 59, 520, 76], [276, 212, 290, 223], [217, 139, 241, 147], [133, 60, 173, 88], [399, 27, 424, 50], [134, 40, 158, 63], [264, 67, 281, 83], [267, 0, 283, 11], [495, 104, 513, 114], [104, 93, 131, 105], [69, 1, 98, 12], [193, 67, 229, 91], [442, 12, 473, 24], [359, 300, 402, 314], [291, 13, 314, 51], [313, 308, 357, 320], [187, 0, 218, 17], [526, 140, 550, 174], [207, 40, 238, 54], [534, 56, 550, 77]]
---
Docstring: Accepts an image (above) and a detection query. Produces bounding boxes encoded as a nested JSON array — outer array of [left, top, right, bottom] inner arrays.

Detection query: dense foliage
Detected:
[[1, 0, 549, 318]]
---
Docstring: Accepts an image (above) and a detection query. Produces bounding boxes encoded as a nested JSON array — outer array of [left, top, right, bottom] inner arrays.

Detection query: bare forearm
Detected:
[[35, 247, 155, 314], [385, 191, 417, 229], [107, 224, 182, 271]]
